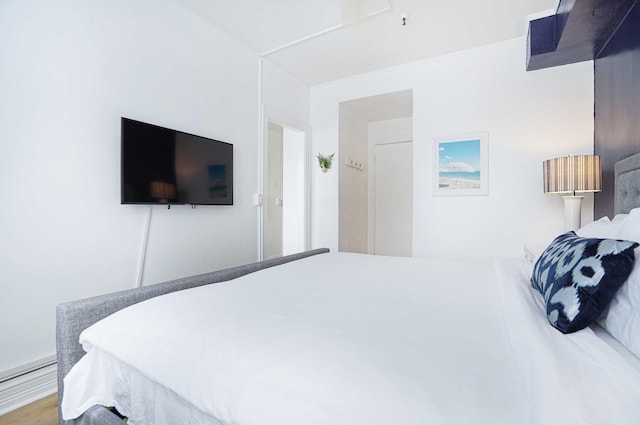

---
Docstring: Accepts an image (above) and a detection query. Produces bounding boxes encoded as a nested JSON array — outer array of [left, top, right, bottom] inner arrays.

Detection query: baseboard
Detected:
[[0, 356, 57, 416]]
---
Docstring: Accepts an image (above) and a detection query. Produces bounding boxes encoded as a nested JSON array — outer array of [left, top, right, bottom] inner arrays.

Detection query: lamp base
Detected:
[[563, 196, 584, 232]]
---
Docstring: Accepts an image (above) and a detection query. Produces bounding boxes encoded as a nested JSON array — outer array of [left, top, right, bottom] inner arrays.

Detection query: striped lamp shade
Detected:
[[543, 155, 602, 194]]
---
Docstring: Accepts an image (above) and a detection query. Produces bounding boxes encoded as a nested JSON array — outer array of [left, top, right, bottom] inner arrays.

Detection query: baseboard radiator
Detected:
[[0, 355, 57, 415]]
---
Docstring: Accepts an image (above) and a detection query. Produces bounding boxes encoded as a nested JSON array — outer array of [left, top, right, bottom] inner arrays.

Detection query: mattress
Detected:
[[62, 252, 640, 425]]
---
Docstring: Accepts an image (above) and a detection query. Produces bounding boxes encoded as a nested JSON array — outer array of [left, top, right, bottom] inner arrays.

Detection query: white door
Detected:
[[282, 128, 306, 255], [374, 142, 413, 257]]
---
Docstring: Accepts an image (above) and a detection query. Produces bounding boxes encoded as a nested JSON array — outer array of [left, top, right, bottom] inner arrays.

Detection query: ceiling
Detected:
[[176, 0, 558, 86]]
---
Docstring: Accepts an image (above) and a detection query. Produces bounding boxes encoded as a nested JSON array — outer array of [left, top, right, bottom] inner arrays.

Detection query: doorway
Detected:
[[262, 112, 310, 260], [338, 89, 413, 257]]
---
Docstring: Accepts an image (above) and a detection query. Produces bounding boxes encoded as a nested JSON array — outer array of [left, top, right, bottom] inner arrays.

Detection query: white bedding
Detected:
[[62, 253, 640, 425]]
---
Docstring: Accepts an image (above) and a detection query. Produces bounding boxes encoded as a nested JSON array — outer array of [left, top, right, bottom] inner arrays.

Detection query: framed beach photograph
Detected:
[[434, 133, 488, 196]]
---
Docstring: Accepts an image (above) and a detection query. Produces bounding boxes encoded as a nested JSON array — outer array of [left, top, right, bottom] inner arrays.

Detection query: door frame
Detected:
[[259, 105, 312, 260]]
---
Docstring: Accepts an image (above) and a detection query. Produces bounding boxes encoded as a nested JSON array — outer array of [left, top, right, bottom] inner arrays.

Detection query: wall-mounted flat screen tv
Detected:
[[121, 117, 233, 205]]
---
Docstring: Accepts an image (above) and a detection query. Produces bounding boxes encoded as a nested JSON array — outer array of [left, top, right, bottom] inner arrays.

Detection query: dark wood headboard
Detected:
[[594, 2, 640, 219]]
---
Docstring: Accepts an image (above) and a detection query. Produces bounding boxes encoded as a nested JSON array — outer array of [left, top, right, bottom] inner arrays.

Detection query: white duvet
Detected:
[[62, 253, 640, 425]]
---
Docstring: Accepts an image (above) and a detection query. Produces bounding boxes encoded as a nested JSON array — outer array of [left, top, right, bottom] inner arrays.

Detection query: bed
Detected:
[[57, 153, 640, 425]]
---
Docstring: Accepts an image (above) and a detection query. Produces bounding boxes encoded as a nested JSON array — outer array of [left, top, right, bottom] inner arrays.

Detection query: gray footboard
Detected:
[[56, 248, 329, 425]]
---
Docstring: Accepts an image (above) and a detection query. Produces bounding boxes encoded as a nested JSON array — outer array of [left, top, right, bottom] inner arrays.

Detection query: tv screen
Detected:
[[121, 118, 233, 206]]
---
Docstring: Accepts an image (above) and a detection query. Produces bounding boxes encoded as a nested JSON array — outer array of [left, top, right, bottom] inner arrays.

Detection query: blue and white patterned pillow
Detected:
[[531, 232, 638, 334]]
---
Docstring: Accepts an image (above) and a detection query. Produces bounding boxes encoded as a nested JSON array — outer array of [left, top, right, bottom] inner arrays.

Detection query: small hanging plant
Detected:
[[317, 153, 335, 173]]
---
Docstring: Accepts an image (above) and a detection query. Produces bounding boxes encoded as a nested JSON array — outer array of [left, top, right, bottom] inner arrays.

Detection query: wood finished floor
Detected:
[[0, 393, 58, 425]]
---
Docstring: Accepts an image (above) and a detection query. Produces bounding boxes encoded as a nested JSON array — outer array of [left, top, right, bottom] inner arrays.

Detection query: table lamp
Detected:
[[543, 155, 602, 231]]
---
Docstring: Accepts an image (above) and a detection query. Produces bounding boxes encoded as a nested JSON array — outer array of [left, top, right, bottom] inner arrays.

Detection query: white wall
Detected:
[[0, 0, 262, 373], [369, 118, 413, 145], [311, 38, 594, 259], [261, 59, 310, 125], [338, 105, 369, 253]]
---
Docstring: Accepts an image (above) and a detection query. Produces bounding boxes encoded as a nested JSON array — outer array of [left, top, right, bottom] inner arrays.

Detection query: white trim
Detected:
[[257, 57, 265, 261], [0, 355, 55, 382], [0, 356, 57, 415]]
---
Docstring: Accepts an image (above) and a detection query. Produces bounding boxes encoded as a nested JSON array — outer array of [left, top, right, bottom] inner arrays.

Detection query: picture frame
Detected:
[[433, 132, 488, 196]]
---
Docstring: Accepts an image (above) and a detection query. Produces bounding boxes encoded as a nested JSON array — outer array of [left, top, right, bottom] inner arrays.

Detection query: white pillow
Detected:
[[612, 213, 629, 223], [576, 216, 617, 239], [597, 207, 640, 358]]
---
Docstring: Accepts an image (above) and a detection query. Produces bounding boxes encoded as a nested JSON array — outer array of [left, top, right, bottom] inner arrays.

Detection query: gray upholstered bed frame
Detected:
[[56, 248, 329, 425], [615, 152, 640, 214]]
